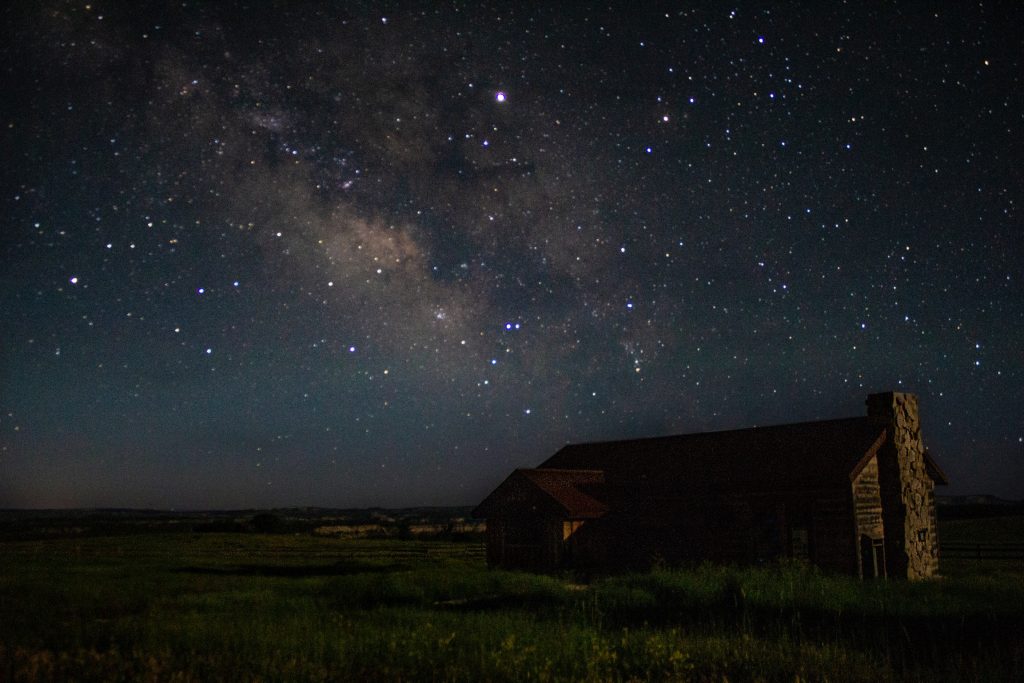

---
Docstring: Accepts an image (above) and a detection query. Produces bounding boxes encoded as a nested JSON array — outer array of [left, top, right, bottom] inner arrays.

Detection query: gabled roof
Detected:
[[518, 469, 608, 518], [472, 468, 607, 519], [539, 417, 888, 493]]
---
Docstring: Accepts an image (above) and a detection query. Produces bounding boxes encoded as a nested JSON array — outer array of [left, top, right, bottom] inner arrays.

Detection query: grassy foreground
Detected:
[[1, 528, 1022, 682]]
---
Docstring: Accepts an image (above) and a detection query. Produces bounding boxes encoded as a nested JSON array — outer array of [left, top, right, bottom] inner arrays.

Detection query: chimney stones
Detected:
[[866, 391, 940, 579]]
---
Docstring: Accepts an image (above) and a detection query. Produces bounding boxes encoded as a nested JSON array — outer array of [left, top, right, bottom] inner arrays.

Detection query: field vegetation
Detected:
[[1, 512, 1021, 681]]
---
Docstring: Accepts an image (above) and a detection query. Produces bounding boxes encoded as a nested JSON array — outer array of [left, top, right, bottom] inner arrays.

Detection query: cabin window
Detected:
[[562, 520, 584, 540], [917, 528, 928, 542], [871, 538, 886, 578], [861, 536, 886, 579]]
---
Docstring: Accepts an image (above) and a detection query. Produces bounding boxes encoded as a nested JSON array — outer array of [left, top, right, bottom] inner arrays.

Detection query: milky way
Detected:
[[1, 2, 1021, 507]]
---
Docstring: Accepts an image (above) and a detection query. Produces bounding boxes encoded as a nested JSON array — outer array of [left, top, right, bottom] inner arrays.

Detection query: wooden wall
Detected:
[[852, 455, 886, 577], [485, 515, 565, 569], [483, 488, 867, 575]]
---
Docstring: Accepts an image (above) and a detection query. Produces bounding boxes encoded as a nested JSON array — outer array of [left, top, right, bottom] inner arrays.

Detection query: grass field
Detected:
[[1, 517, 1022, 682]]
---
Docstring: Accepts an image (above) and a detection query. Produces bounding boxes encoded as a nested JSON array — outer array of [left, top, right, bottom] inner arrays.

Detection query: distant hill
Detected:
[[0, 506, 483, 541], [937, 495, 1019, 507], [936, 495, 1024, 520]]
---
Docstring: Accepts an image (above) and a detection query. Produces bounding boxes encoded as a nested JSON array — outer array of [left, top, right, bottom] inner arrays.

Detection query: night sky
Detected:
[[2, 2, 1021, 509]]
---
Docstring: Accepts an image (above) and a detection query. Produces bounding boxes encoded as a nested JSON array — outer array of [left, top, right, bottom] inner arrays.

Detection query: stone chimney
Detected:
[[866, 392, 939, 578]]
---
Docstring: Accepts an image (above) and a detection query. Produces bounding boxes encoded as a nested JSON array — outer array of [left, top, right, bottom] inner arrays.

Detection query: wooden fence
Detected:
[[940, 543, 1024, 560]]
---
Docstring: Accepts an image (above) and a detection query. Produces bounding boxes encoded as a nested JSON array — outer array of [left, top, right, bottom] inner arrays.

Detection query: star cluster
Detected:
[[1, 2, 1021, 507]]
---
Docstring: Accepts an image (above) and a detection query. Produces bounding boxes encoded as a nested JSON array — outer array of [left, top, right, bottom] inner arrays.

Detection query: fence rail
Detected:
[[940, 543, 1024, 560]]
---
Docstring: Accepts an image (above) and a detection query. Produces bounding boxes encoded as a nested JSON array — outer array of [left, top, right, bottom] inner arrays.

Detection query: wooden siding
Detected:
[[851, 454, 886, 578], [853, 456, 885, 539], [484, 515, 560, 568], [485, 488, 864, 574]]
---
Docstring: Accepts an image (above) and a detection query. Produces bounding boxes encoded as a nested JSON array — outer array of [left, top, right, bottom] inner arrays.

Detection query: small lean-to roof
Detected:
[[539, 417, 888, 493], [518, 469, 608, 518], [473, 468, 607, 519], [923, 450, 949, 485]]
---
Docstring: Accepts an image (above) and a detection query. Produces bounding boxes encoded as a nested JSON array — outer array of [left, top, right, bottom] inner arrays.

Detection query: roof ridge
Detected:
[[519, 467, 605, 475], [515, 469, 608, 518], [560, 415, 870, 449]]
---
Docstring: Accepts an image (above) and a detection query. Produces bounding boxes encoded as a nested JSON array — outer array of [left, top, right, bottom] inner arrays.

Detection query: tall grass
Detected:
[[1, 533, 1022, 681]]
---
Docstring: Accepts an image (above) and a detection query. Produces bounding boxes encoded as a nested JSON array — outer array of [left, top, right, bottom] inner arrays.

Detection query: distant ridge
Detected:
[[935, 495, 1024, 521], [0, 506, 476, 517], [937, 495, 1020, 506]]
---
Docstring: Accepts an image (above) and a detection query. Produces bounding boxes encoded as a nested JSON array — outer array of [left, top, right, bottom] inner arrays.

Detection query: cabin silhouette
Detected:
[[474, 392, 948, 579]]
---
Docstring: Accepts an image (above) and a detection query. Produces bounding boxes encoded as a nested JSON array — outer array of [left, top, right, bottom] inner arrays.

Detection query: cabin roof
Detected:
[[518, 469, 608, 518], [476, 414, 949, 520], [923, 450, 949, 485], [473, 468, 607, 519], [539, 416, 889, 492]]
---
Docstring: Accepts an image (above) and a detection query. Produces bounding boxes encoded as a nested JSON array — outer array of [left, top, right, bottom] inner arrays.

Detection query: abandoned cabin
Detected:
[[474, 392, 948, 579]]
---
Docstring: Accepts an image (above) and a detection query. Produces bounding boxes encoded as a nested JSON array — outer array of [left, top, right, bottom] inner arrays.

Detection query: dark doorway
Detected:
[[860, 535, 886, 579]]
